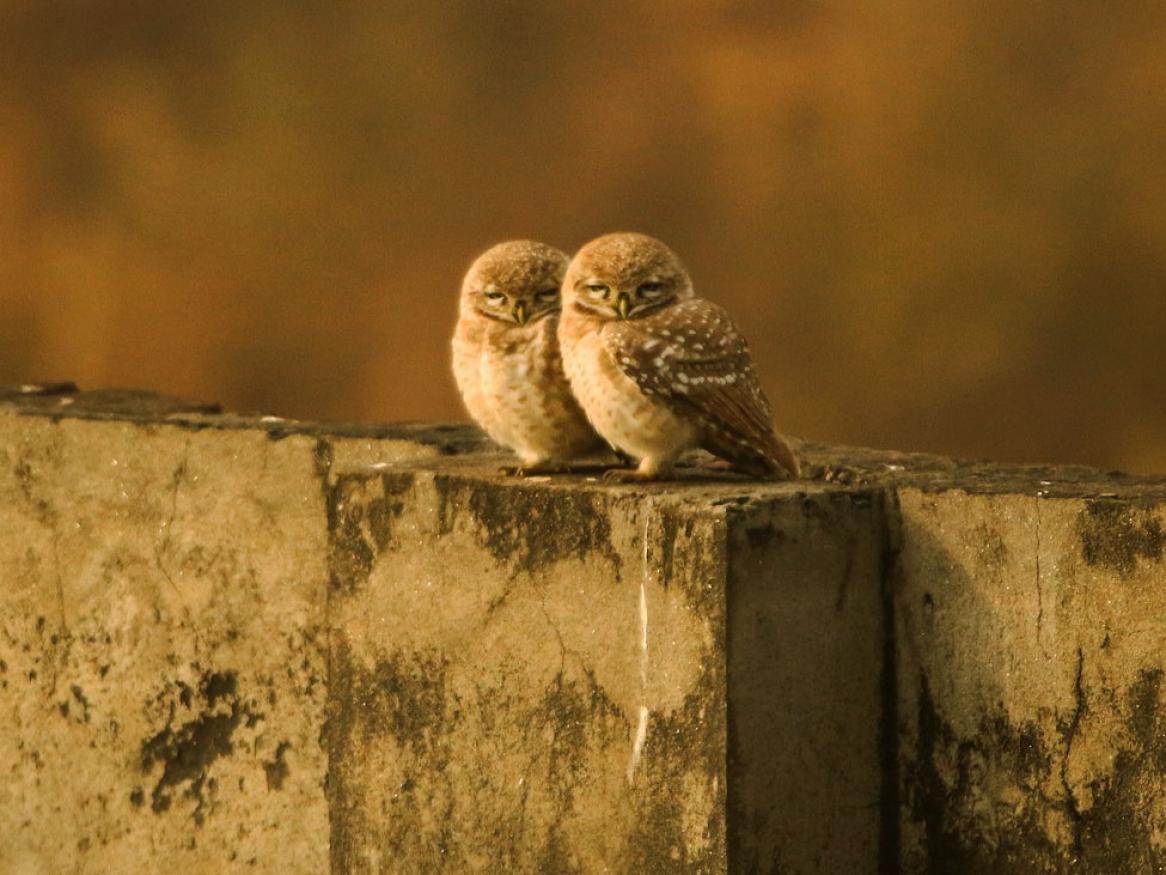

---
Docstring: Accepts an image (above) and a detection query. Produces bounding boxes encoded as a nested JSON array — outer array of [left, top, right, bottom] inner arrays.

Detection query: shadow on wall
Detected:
[[2, 2, 1165, 472]]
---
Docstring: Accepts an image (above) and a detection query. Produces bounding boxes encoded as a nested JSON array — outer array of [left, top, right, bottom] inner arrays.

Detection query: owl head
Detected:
[[563, 232, 694, 321], [460, 240, 569, 327]]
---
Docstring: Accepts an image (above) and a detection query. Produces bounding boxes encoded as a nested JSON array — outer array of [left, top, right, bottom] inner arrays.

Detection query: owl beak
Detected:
[[512, 301, 528, 325], [615, 292, 631, 320]]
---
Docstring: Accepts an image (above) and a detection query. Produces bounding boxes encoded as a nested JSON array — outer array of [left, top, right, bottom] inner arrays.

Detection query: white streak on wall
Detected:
[[628, 505, 653, 785], [628, 704, 649, 785]]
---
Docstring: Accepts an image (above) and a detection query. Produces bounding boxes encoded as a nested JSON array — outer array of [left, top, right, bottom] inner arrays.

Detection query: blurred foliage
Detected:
[[1, 1, 1164, 471]]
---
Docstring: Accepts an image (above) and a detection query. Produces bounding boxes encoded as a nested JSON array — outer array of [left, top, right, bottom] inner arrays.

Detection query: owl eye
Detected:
[[536, 288, 559, 303], [637, 281, 664, 297], [585, 283, 610, 299], [483, 291, 507, 305]]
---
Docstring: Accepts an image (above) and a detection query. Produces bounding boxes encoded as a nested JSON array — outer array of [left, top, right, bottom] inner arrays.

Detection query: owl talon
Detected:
[[809, 464, 863, 485], [602, 468, 652, 483], [601, 465, 672, 482]]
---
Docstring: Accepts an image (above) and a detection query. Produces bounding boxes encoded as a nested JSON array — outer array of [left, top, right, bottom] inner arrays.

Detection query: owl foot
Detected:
[[823, 465, 857, 484], [807, 464, 864, 485], [602, 468, 658, 482], [601, 460, 676, 482]]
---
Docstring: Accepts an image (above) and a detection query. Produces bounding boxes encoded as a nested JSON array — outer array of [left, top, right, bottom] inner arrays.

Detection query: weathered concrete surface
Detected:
[[724, 489, 895, 873], [0, 412, 332, 874], [0, 390, 488, 874], [324, 470, 730, 872], [895, 489, 1166, 873], [2, 385, 1165, 873]]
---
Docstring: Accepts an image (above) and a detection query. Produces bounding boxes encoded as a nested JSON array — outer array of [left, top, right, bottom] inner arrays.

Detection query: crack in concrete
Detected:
[[1059, 646, 1086, 857], [515, 611, 569, 849], [1034, 497, 1049, 658], [45, 528, 69, 697], [154, 442, 191, 601], [49, 527, 68, 636], [834, 532, 860, 613], [538, 600, 585, 679], [530, 597, 622, 867]]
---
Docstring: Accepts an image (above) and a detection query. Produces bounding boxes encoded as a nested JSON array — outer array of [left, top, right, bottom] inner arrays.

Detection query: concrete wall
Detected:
[[1, 387, 1163, 873], [895, 488, 1166, 872]]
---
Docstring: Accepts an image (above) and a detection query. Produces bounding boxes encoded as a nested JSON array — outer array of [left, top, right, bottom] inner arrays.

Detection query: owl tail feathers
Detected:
[[720, 430, 801, 480], [759, 431, 802, 480]]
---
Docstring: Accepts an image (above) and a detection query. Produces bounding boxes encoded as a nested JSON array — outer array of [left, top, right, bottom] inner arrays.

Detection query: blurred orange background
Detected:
[[2, 2, 1164, 473]]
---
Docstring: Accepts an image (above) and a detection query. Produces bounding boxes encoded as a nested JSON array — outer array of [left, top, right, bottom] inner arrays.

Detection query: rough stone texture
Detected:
[[1, 385, 1164, 873], [0, 412, 330, 874], [895, 489, 1166, 873], [324, 471, 730, 872]]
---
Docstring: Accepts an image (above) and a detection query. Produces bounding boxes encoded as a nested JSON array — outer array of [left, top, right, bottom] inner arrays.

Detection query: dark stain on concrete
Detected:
[[361, 649, 449, 754], [534, 668, 625, 874], [263, 740, 291, 791], [908, 674, 1061, 873], [326, 476, 376, 593], [908, 664, 1166, 873], [627, 663, 726, 873], [12, 458, 56, 527], [657, 510, 684, 586], [1075, 668, 1166, 872], [326, 639, 455, 873], [743, 522, 782, 550], [435, 475, 621, 575], [1056, 648, 1086, 858], [971, 522, 1008, 571], [656, 504, 726, 621], [321, 469, 415, 593], [69, 684, 90, 723], [1079, 501, 1165, 577], [877, 491, 902, 875], [311, 438, 333, 488], [368, 472, 413, 550], [140, 670, 259, 824], [327, 630, 677, 872]]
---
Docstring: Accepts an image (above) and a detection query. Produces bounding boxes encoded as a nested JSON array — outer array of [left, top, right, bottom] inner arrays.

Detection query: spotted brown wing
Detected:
[[603, 299, 799, 477]]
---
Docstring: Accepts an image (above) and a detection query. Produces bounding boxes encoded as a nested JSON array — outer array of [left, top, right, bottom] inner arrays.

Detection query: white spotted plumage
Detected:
[[558, 233, 800, 480], [560, 327, 699, 468]]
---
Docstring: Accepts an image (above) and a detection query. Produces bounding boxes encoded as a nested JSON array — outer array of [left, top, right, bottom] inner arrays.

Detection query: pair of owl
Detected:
[[452, 233, 800, 481]]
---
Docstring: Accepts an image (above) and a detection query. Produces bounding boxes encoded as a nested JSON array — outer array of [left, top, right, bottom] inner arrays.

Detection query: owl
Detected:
[[452, 240, 603, 473], [557, 232, 800, 480]]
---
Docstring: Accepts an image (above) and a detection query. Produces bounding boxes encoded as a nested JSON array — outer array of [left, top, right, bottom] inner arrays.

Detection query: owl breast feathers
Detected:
[[452, 240, 601, 470]]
